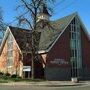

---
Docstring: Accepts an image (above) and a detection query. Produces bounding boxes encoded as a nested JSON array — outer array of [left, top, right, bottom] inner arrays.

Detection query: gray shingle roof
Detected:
[[39, 13, 76, 50]]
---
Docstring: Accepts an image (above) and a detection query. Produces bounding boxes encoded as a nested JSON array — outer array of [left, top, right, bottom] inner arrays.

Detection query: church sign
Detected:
[[50, 59, 69, 65], [23, 66, 31, 71]]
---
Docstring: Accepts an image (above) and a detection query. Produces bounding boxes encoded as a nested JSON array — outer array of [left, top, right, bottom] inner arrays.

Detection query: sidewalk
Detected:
[[0, 81, 88, 86]]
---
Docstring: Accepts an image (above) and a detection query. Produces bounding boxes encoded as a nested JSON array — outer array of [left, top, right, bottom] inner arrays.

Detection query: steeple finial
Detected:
[[40, 3, 51, 16], [37, 2, 51, 22]]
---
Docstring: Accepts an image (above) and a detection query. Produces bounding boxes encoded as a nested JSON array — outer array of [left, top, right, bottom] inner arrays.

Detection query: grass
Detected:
[[0, 75, 45, 83], [0, 72, 45, 83], [0, 78, 45, 83], [10, 78, 45, 82], [0, 79, 8, 83]]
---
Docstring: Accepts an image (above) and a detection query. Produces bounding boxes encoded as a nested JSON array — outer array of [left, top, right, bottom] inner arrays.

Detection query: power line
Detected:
[[53, 0, 66, 8], [53, 0, 76, 14], [7, 11, 29, 26], [6, 0, 66, 25], [6, 0, 75, 25]]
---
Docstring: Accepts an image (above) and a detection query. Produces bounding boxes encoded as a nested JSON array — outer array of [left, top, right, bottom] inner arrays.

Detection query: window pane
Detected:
[[75, 49, 77, 57], [8, 33, 13, 41], [72, 33, 76, 39], [70, 49, 74, 57], [70, 40, 76, 49], [7, 33, 13, 67], [7, 51, 13, 57], [7, 42, 13, 50], [7, 57, 13, 66]]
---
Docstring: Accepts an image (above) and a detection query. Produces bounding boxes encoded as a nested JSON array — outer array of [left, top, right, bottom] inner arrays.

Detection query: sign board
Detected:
[[50, 59, 69, 65], [23, 66, 31, 71]]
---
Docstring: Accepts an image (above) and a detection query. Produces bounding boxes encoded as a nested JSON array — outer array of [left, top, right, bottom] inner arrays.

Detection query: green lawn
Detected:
[[0, 76, 45, 83]]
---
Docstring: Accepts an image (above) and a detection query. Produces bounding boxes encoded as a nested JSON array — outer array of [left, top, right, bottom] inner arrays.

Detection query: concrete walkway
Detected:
[[0, 81, 88, 86]]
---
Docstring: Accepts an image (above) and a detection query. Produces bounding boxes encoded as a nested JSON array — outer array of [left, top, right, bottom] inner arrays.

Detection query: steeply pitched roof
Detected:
[[39, 13, 76, 50], [0, 13, 77, 54], [9, 26, 32, 52]]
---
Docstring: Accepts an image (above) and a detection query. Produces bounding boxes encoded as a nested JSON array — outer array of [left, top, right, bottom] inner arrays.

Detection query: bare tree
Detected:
[[0, 7, 6, 39], [16, 0, 55, 79]]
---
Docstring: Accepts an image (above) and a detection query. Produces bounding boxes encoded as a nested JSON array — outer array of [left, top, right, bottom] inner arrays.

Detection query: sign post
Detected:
[[23, 66, 31, 78]]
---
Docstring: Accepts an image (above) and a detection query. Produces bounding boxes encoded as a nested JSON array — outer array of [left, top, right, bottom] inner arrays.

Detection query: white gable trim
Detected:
[[0, 27, 22, 55], [0, 27, 9, 53], [76, 14, 90, 40]]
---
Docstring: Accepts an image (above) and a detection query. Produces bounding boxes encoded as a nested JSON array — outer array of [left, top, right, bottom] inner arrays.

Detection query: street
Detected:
[[0, 85, 90, 90]]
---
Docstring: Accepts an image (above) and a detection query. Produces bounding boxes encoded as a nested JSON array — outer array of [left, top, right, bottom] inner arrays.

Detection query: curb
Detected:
[[0, 82, 87, 87]]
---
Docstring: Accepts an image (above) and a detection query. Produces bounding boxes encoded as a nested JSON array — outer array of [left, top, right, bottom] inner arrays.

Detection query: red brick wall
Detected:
[[23, 53, 32, 66], [81, 26, 90, 68], [0, 35, 21, 74], [13, 40, 21, 72], [46, 26, 71, 68], [0, 41, 7, 72]]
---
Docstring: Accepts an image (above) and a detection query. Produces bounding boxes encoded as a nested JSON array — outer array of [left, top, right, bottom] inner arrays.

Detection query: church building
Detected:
[[0, 4, 90, 80]]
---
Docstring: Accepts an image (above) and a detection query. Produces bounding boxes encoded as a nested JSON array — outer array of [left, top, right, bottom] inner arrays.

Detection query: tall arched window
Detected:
[[70, 17, 82, 77], [7, 32, 13, 67]]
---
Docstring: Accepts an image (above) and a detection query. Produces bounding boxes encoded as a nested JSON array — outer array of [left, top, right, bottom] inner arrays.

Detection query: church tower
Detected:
[[37, 3, 51, 22]]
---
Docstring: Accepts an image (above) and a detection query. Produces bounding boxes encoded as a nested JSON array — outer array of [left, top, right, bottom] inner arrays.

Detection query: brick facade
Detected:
[[44, 25, 71, 80], [0, 34, 22, 76], [0, 41, 7, 73], [81, 27, 90, 68], [80, 26, 90, 79], [46, 26, 71, 68], [43, 24, 90, 80]]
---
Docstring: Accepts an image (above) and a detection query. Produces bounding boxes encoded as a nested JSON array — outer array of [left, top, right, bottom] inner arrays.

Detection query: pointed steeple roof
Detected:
[[40, 3, 51, 16]]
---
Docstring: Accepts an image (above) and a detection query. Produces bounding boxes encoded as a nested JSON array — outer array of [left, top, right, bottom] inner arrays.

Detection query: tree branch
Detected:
[[21, 0, 35, 16]]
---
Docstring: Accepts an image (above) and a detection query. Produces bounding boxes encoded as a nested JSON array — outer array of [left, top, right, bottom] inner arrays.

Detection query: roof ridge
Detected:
[[9, 26, 31, 31], [53, 12, 77, 22]]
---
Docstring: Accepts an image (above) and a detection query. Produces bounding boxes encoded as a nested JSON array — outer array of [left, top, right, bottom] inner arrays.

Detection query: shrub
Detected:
[[11, 74, 17, 78], [17, 76, 22, 79], [2, 75, 9, 80], [0, 72, 4, 76], [12, 78, 22, 82], [0, 72, 4, 78], [5, 73, 11, 77]]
